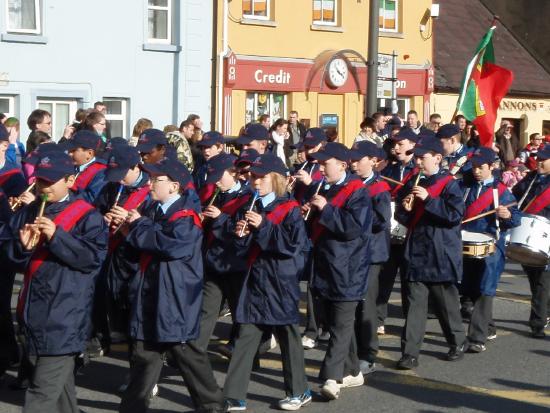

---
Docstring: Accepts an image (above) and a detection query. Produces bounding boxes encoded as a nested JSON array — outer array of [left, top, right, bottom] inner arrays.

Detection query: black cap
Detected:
[[436, 124, 461, 140], [235, 148, 260, 166], [205, 153, 237, 184], [105, 145, 141, 182], [198, 131, 225, 147], [0, 124, 8, 142], [409, 138, 445, 156], [136, 129, 167, 153], [141, 157, 192, 188], [34, 151, 75, 183], [349, 141, 380, 161], [295, 128, 327, 149], [469, 146, 496, 166], [309, 142, 350, 163], [235, 123, 269, 145], [23, 143, 63, 166], [392, 128, 420, 143], [249, 153, 288, 176], [538, 144, 550, 161], [64, 130, 103, 151]]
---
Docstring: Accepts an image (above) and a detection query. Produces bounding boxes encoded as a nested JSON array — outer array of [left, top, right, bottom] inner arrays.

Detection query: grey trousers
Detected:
[[356, 264, 382, 362], [24, 355, 78, 413], [468, 295, 493, 344]]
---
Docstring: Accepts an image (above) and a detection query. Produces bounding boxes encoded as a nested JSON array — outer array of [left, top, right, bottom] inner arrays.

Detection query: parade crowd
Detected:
[[0, 105, 549, 413]]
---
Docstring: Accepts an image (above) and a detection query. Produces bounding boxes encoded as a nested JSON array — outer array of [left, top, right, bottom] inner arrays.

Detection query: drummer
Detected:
[[512, 144, 550, 338], [459, 147, 521, 352]]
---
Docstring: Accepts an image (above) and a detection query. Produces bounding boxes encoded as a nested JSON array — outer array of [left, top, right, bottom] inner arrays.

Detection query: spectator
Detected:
[[269, 118, 290, 165], [27, 109, 52, 135], [128, 118, 153, 146], [325, 127, 338, 143], [166, 122, 194, 171], [259, 114, 271, 129], [406, 110, 427, 135], [94, 101, 111, 139], [0, 113, 6, 124], [425, 113, 442, 132], [288, 110, 306, 164], [4, 117, 25, 166], [519, 133, 543, 171], [180, 119, 203, 173], [372, 112, 388, 141], [82, 110, 108, 143], [187, 114, 204, 138], [501, 160, 524, 189], [355, 117, 383, 147], [495, 120, 520, 164]]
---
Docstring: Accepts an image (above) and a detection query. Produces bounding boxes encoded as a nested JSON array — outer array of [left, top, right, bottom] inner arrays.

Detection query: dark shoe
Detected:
[[446, 344, 465, 361], [215, 343, 234, 359], [460, 307, 473, 322], [487, 327, 497, 341], [467, 343, 487, 353], [531, 328, 546, 339], [8, 378, 29, 390], [396, 355, 418, 370]]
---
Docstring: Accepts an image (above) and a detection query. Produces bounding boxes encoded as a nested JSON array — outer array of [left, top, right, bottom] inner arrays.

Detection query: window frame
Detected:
[[103, 98, 129, 139], [312, 0, 338, 27], [245, 91, 287, 126], [36, 98, 78, 140], [242, 0, 270, 21], [379, 0, 399, 33], [6, 0, 41, 35], [0, 95, 16, 118], [147, 0, 172, 44]]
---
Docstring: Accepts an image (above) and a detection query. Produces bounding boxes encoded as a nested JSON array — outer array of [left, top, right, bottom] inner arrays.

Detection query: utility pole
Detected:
[[367, 0, 379, 116]]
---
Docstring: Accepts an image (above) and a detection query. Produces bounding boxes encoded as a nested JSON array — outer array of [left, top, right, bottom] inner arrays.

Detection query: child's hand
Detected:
[[35, 217, 56, 241], [19, 224, 37, 250], [127, 209, 141, 224], [245, 211, 262, 229]]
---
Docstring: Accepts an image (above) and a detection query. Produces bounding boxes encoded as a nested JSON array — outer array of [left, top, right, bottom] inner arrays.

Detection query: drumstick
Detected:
[[461, 202, 518, 224], [304, 178, 325, 221], [30, 194, 48, 248], [380, 175, 404, 187], [521, 196, 536, 212], [408, 170, 423, 209], [239, 190, 259, 237]]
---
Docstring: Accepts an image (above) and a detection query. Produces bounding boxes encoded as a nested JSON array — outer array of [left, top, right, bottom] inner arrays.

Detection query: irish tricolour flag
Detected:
[[456, 26, 514, 147]]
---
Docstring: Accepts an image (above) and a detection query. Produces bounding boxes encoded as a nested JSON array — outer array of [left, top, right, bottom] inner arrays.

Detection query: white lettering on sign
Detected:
[[254, 69, 291, 85], [396, 80, 407, 89]]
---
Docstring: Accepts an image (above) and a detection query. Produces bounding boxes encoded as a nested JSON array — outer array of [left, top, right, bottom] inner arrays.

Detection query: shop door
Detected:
[[318, 94, 344, 141]]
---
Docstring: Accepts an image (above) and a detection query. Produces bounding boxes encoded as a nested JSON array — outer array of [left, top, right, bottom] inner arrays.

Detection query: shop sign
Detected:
[[499, 99, 546, 112], [254, 69, 291, 85]]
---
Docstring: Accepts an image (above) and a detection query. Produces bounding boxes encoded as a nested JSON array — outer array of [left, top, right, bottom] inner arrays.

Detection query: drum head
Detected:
[[461, 231, 494, 244], [506, 244, 550, 267]]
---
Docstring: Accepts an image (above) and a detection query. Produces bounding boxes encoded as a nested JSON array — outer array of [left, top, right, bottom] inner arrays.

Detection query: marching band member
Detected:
[[3, 151, 107, 413], [118, 157, 223, 413], [460, 147, 520, 351], [135, 128, 171, 165], [195, 132, 226, 205], [350, 141, 391, 375], [395, 138, 466, 369], [512, 144, 550, 338], [235, 124, 270, 155], [306, 143, 372, 400], [438, 124, 474, 179], [234, 148, 260, 186]]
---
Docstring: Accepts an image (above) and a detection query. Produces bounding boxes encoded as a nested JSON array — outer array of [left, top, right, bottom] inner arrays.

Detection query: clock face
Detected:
[[327, 58, 348, 88]]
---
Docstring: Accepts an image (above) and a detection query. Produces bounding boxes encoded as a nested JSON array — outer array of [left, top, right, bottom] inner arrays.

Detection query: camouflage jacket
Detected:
[[166, 132, 194, 171]]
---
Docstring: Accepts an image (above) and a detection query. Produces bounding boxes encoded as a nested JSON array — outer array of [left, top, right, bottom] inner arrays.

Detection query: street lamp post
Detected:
[[367, 0, 380, 117]]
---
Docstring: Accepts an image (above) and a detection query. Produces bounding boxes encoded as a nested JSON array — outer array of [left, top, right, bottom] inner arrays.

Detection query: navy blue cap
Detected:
[[23, 142, 63, 166], [235, 148, 260, 166], [205, 153, 237, 184], [418, 129, 437, 141], [309, 142, 350, 163], [105, 145, 141, 182], [34, 151, 75, 183], [198, 131, 224, 147], [350, 141, 380, 161], [537, 144, 550, 161], [392, 128, 420, 143], [136, 129, 167, 153], [64, 130, 103, 151], [295, 128, 327, 149], [469, 146, 496, 166], [0, 124, 8, 142], [409, 137, 445, 156], [377, 147, 388, 161], [436, 124, 461, 140], [235, 123, 269, 145], [249, 153, 288, 176], [141, 157, 192, 188]]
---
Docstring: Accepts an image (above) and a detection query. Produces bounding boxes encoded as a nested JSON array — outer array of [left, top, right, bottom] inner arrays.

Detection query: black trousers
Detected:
[[194, 271, 245, 352], [0, 270, 18, 371], [119, 340, 223, 413], [356, 264, 382, 363], [401, 281, 465, 358], [523, 266, 550, 330], [223, 323, 307, 400], [24, 355, 78, 413], [319, 300, 360, 381], [377, 243, 408, 324]]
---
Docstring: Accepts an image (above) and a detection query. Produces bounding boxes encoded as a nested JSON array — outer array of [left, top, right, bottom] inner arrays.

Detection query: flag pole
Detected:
[[450, 15, 499, 123]]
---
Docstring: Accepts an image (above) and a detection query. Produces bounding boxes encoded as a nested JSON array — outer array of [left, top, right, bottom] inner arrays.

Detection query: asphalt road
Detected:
[[1, 262, 549, 413]]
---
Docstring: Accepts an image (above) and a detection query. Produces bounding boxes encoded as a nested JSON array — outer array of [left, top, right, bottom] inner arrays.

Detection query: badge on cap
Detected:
[[40, 157, 52, 167]]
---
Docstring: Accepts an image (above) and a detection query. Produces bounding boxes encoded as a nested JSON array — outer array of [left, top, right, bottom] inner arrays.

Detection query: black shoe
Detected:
[[8, 378, 29, 390], [446, 344, 465, 361], [396, 355, 418, 370], [531, 328, 546, 339], [460, 307, 473, 322]]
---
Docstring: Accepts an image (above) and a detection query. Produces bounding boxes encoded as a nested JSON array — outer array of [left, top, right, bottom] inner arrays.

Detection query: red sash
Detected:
[[72, 163, 107, 191], [367, 180, 391, 198], [525, 185, 550, 214], [205, 193, 252, 247], [310, 179, 365, 244], [16, 199, 95, 317], [139, 209, 202, 274], [390, 167, 419, 198], [0, 168, 22, 187], [464, 182, 507, 220], [408, 175, 454, 233], [247, 200, 300, 267], [108, 185, 151, 253], [199, 183, 216, 205]]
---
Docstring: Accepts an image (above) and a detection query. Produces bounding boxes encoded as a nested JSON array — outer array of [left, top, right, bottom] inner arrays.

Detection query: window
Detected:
[[379, 0, 398, 32], [245, 92, 286, 126], [37, 99, 77, 139], [6, 0, 41, 34], [313, 0, 337, 26], [0, 96, 16, 117], [103, 98, 129, 138], [147, 0, 171, 43], [242, 0, 269, 20]]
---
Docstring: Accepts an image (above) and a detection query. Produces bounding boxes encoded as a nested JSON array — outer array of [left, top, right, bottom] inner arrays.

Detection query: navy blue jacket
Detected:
[[382, 159, 417, 198], [362, 173, 391, 264], [0, 161, 26, 197], [513, 171, 550, 221], [3, 195, 107, 355], [193, 162, 208, 192], [73, 160, 108, 204], [232, 194, 308, 325], [443, 144, 474, 182], [125, 193, 203, 343], [292, 161, 324, 205], [311, 173, 372, 301], [396, 170, 464, 283]]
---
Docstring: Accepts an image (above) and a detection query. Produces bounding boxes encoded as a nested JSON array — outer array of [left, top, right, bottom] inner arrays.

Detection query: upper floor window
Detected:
[[148, 0, 171, 43], [243, 0, 269, 20], [379, 0, 398, 32], [6, 0, 41, 34], [313, 0, 337, 26]]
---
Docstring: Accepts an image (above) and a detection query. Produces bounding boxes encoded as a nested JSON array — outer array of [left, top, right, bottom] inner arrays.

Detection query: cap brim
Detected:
[[410, 147, 431, 156], [34, 170, 74, 183], [349, 150, 365, 161], [205, 169, 224, 184], [235, 136, 254, 145], [140, 163, 164, 177], [105, 167, 130, 182], [136, 143, 155, 153], [309, 152, 332, 162]]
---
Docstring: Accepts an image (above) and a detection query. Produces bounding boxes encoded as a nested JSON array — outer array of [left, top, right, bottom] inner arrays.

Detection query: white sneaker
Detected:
[[359, 359, 376, 375], [150, 384, 159, 399], [301, 336, 317, 350], [341, 372, 364, 388], [269, 334, 278, 350], [377, 325, 385, 335], [320, 379, 340, 400]]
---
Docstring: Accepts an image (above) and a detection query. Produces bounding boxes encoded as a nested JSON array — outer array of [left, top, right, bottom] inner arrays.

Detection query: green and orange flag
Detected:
[[456, 25, 514, 147]]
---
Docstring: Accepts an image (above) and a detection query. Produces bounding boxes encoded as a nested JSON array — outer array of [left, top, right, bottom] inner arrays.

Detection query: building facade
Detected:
[[215, 0, 435, 147], [0, 0, 213, 140]]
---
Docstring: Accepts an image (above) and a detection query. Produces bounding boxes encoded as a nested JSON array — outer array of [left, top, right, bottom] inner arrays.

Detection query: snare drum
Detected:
[[506, 214, 550, 267], [462, 231, 496, 259], [390, 201, 408, 244]]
